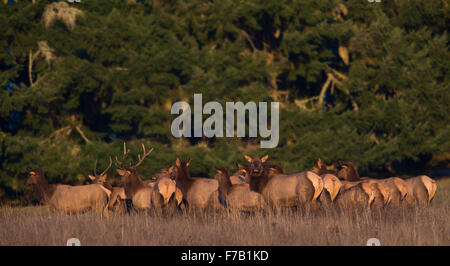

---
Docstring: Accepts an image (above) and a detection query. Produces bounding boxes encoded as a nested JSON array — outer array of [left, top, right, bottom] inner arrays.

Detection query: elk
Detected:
[[214, 167, 267, 211], [88, 157, 127, 213], [115, 143, 154, 211], [311, 158, 342, 206], [404, 175, 437, 206], [26, 168, 110, 214], [337, 161, 407, 208], [313, 159, 385, 209], [336, 161, 361, 182], [240, 155, 321, 211], [150, 166, 184, 212], [230, 165, 249, 185], [335, 181, 377, 209], [171, 158, 219, 211], [361, 177, 407, 207]]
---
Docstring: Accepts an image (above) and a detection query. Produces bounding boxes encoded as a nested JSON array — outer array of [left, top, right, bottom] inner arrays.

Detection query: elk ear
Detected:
[[261, 154, 269, 163], [88, 175, 96, 181], [186, 158, 191, 167], [176, 158, 181, 168], [317, 158, 323, 167], [214, 166, 223, 174], [116, 169, 126, 176], [244, 155, 252, 162], [237, 163, 245, 170]]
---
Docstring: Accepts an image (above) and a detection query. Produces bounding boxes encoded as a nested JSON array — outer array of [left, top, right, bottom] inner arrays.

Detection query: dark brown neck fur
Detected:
[[174, 163, 194, 196], [215, 168, 232, 200], [248, 164, 272, 193], [124, 169, 145, 196], [347, 164, 360, 181], [338, 162, 361, 181], [33, 171, 56, 203]]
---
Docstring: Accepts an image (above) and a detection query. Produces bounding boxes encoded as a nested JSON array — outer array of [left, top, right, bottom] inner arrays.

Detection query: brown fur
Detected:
[[241, 155, 318, 210], [404, 175, 437, 206], [107, 187, 127, 212], [311, 158, 335, 176], [336, 161, 361, 181], [88, 161, 127, 213], [321, 174, 342, 202], [214, 167, 267, 211], [117, 168, 152, 210], [151, 168, 184, 211], [26, 168, 110, 214], [311, 160, 341, 207], [89, 174, 126, 213], [336, 181, 375, 209], [362, 177, 408, 207], [230, 166, 248, 185], [114, 143, 156, 211], [173, 158, 219, 211], [336, 161, 407, 208]]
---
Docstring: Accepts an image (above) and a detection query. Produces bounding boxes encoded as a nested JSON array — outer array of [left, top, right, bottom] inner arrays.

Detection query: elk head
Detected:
[[115, 142, 154, 183], [337, 161, 360, 181], [26, 168, 43, 185], [244, 154, 269, 177], [88, 157, 112, 185], [172, 158, 191, 180], [214, 166, 230, 181], [235, 163, 249, 182], [312, 158, 328, 175]]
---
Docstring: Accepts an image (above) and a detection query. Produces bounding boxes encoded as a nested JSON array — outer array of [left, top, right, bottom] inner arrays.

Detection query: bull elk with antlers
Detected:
[[115, 142, 155, 211], [88, 157, 128, 213]]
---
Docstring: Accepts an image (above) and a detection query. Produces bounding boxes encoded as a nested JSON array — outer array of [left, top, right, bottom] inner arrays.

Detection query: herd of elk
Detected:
[[311, 158, 437, 209], [26, 144, 437, 215]]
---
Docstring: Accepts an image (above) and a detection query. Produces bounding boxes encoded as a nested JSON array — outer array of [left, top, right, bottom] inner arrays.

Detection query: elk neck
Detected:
[[312, 165, 330, 176], [347, 165, 361, 181], [33, 171, 56, 202], [248, 166, 270, 193], [216, 173, 232, 200], [174, 164, 194, 196], [125, 169, 146, 195]]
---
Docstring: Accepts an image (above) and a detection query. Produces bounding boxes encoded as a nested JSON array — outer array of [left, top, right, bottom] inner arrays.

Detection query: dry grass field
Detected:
[[1, 178, 449, 246]]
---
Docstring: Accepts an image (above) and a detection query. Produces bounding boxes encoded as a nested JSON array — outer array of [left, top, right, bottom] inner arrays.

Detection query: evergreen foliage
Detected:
[[0, 0, 449, 203]]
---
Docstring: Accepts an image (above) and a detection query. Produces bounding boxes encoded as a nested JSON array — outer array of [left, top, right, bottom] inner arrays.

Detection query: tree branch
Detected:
[[75, 126, 92, 144]]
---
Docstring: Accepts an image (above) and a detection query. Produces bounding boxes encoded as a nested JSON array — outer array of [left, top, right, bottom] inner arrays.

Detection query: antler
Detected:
[[115, 142, 129, 168], [100, 157, 113, 176], [133, 143, 153, 168]]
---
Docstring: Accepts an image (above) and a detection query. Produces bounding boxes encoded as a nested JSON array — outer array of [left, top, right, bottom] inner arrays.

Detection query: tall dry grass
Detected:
[[1, 178, 449, 246]]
